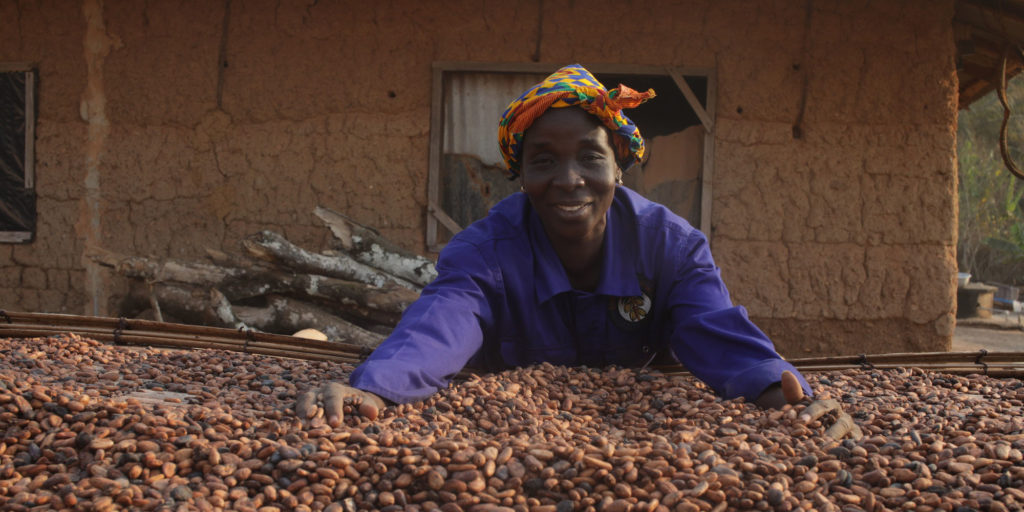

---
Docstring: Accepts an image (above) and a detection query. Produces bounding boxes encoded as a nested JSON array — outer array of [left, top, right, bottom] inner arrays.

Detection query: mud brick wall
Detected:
[[0, 0, 958, 356]]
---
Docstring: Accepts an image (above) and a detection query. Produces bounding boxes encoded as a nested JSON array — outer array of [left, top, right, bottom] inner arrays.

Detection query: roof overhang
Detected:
[[956, 0, 1024, 108]]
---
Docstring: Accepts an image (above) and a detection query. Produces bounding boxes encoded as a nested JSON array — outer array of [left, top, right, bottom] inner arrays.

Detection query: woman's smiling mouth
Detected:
[[553, 202, 591, 216]]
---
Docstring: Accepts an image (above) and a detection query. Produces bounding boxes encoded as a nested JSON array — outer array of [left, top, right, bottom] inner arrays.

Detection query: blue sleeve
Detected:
[[349, 240, 496, 404], [665, 230, 813, 401]]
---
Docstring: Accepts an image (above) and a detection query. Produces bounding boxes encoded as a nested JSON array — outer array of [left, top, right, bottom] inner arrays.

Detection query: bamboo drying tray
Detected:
[[2, 310, 1022, 378]]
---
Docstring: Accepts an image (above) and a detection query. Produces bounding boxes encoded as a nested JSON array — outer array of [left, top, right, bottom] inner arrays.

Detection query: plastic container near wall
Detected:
[[957, 273, 972, 287]]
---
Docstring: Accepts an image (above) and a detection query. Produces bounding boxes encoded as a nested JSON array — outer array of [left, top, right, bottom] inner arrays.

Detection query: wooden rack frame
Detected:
[[3, 311, 1023, 378]]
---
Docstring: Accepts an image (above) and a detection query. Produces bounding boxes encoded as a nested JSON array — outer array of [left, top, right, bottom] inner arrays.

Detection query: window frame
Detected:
[[0, 62, 37, 244], [426, 61, 717, 252]]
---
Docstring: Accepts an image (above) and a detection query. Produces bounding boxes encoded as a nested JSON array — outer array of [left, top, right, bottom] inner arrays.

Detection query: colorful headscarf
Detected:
[[498, 64, 656, 177]]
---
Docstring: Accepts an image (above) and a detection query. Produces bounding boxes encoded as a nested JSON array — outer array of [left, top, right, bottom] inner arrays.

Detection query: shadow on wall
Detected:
[[622, 125, 704, 225]]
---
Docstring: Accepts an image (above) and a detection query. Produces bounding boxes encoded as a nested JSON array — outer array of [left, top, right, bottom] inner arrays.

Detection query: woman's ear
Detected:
[[617, 155, 637, 177]]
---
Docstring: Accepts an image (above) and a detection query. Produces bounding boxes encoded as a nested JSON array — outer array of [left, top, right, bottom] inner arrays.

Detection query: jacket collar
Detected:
[[528, 188, 641, 303]]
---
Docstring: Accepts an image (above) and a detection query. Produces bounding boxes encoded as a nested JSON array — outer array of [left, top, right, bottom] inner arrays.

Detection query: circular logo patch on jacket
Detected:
[[617, 293, 652, 323]]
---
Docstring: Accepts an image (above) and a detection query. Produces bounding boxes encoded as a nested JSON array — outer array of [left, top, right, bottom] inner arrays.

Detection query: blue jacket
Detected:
[[351, 187, 811, 404]]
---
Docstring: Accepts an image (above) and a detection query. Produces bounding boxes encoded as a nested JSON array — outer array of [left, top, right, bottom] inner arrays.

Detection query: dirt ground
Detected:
[[952, 312, 1024, 351]]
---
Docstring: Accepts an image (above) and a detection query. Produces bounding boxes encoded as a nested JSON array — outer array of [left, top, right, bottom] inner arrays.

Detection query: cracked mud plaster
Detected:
[[711, 121, 958, 356], [707, 0, 959, 356]]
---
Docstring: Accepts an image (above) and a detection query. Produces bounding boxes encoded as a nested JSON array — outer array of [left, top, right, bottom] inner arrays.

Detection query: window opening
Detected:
[[0, 64, 36, 243], [427, 63, 715, 251]]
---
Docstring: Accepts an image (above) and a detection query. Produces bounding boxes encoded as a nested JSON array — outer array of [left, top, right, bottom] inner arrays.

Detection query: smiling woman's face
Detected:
[[519, 107, 620, 246]]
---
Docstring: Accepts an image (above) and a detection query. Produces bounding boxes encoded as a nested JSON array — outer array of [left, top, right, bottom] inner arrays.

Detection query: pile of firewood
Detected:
[[91, 207, 436, 348]]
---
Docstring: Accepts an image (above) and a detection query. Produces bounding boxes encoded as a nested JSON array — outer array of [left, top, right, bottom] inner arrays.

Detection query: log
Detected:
[[122, 283, 385, 347], [146, 283, 164, 322], [204, 247, 269, 270], [209, 288, 244, 328], [314, 206, 438, 287], [232, 295, 384, 348], [293, 276, 409, 325], [91, 246, 275, 300], [92, 248, 417, 318], [243, 230, 418, 290], [143, 283, 249, 330]]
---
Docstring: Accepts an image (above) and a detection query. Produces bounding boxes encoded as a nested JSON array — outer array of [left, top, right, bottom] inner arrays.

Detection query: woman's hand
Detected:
[[754, 370, 806, 409], [295, 382, 385, 427], [756, 370, 861, 440]]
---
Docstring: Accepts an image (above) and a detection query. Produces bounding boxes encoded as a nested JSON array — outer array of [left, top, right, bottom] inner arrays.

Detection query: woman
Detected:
[[298, 64, 812, 424]]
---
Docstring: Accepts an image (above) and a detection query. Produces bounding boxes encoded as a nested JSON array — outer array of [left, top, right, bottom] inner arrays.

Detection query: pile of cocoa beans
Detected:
[[1, 334, 1023, 512]]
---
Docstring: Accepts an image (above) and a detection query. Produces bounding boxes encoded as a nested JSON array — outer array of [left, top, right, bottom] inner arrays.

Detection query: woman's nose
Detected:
[[551, 161, 585, 189]]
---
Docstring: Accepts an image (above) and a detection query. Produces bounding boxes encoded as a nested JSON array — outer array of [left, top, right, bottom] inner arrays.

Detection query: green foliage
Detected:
[[957, 75, 1024, 286]]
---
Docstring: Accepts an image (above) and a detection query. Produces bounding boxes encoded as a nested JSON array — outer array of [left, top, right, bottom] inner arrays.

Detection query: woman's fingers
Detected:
[[781, 370, 804, 404], [298, 383, 387, 427], [356, 391, 385, 420], [322, 382, 354, 427], [295, 389, 318, 420], [358, 402, 379, 420], [358, 399, 379, 420]]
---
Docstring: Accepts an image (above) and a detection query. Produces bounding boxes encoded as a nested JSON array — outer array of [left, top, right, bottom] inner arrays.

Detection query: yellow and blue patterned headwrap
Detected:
[[498, 64, 656, 177]]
